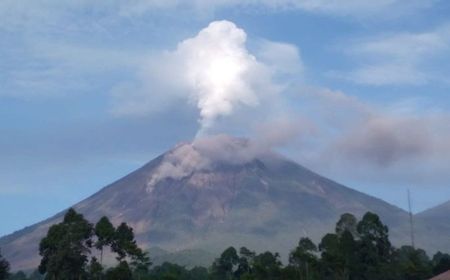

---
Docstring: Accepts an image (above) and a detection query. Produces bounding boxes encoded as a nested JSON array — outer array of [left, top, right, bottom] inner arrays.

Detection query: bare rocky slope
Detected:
[[0, 136, 443, 271]]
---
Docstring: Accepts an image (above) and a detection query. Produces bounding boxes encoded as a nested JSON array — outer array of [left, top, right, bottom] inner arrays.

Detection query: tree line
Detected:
[[1, 209, 450, 279]]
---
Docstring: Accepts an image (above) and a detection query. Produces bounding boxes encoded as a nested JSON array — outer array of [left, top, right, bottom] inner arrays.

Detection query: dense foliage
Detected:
[[3, 209, 450, 279], [0, 249, 10, 280], [37, 208, 149, 280]]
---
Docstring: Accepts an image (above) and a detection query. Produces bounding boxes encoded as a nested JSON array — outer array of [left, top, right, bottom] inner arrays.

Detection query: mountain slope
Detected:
[[414, 201, 450, 254], [0, 136, 418, 271], [417, 200, 450, 222]]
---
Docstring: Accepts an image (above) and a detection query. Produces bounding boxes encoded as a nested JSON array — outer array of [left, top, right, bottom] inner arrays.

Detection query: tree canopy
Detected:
[[0, 249, 9, 280], [36, 209, 149, 280], [6, 209, 449, 280]]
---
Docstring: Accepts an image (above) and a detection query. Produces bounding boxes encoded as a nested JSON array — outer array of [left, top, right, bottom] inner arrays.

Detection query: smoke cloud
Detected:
[[334, 115, 431, 166], [146, 134, 273, 189], [112, 20, 301, 134], [111, 20, 450, 191], [285, 88, 450, 190], [176, 21, 261, 131]]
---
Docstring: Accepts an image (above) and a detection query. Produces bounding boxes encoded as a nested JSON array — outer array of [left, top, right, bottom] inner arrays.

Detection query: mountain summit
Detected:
[[0, 135, 423, 271]]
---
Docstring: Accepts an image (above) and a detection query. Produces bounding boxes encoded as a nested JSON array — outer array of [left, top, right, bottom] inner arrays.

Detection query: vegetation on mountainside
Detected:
[[0, 249, 10, 280], [2, 209, 450, 280]]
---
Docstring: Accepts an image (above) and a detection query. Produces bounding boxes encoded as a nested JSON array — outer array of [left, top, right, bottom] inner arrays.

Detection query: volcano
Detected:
[[0, 135, 436, 271]]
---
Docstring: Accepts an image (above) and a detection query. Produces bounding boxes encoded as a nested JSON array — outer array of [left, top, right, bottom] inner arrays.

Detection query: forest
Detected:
[[1, 209, 449, 280]]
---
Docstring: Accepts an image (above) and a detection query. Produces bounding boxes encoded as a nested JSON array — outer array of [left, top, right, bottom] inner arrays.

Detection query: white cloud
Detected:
[[175, 21, 262, 130], [340, 24, 450, 86], [263, 0, 432, 16], [0, 1, 438, 97], [114, 0, 435, 19], [347, 64, 428, 86], [1, 42, 144, 98], [112, 20, 302, 134], [0, 0, 434, 32], [257, 40, 304, 79]]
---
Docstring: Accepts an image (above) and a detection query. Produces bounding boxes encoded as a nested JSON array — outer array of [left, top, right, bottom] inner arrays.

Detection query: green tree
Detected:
[[235, 247, 255, 278], [252, 251, 282, 280], [8, 271, 28, 280], [319, 233, 344, 279], [289, 237, 318, 280], [335, 213, 358, 238], [319, 215, 361, 280], [28, 270, 44, 280], [356, 212, 394, 280], [96, 218, 151, 279], [111, 223, 140, 261], [148, 262, 189, 280], [432, 251, 450, 276], [38, 208, 93, 280], [395, 246, 432, 280], [281, 265, 300, 280], [94, 216, 115, 265], [210, 247, 239, 280], [187, 267, 208, 280], [87, 257, 104, 280], [104, 261, 132, 280], [339, 230, 358, 280], [0, 249, 9, 280], [96, 220, 150, 279], [131, 251, 152, 280]]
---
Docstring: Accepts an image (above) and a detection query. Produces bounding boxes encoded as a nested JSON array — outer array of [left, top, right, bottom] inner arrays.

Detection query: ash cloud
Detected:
[[290, 89, 450, 188], [146, 134, 273, 189], [335, 115, 431, 166], [110, 20, 450, 190], [307, 89, 450, 166]]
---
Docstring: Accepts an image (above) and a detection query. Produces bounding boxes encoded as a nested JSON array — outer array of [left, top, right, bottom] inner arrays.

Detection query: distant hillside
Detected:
[[148, 247, 216, 268], [414, 200, 450, 254]]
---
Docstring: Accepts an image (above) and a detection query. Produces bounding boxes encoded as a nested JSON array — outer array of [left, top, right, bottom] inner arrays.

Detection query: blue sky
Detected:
[[1, 0, 450, 236]]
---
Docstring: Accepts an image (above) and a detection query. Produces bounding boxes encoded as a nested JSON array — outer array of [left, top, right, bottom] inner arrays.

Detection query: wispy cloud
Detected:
[[0, 1, 439, 98], [1, 41, 145, 98], [336, 23, 450, 86], [0, 0, 435, 33]]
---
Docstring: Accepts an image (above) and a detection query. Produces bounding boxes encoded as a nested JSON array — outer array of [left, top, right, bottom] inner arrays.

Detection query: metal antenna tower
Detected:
[[407, 189, 415, 248]]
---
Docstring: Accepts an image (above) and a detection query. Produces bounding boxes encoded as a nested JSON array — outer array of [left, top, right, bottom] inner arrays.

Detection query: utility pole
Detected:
[[407, 189, 415, 248]]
